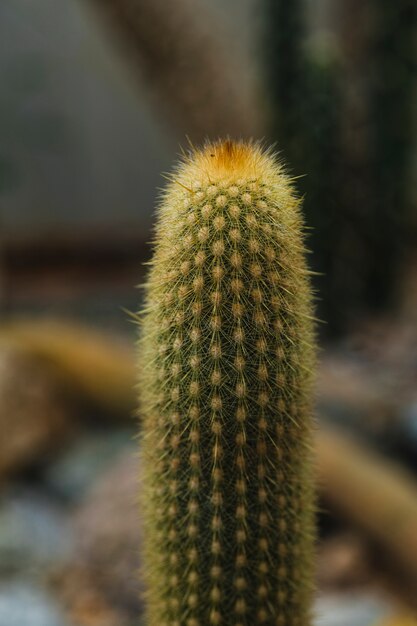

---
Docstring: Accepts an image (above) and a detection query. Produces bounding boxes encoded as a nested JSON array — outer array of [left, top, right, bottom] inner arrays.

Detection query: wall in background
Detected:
[[0, 0, 258, 237]]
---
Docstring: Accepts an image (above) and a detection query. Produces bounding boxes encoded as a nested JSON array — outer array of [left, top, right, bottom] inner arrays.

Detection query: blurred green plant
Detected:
[[367, 0, 417, 308], [265, 0, 417, 333]]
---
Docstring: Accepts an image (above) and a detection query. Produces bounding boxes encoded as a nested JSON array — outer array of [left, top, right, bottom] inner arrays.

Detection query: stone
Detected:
[[0, 488, 73, 574], [315, 592, 392, 626], [70, 453, 141, 619], [44, 430, 135, 503], [0, 581, 68, 626]]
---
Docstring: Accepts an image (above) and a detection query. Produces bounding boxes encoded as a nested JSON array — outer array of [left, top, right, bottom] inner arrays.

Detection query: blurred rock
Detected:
[[315, 592, 392, 626], [0, 345, 73, 480], [0, 581, 68, 626], [318, 301, 417, 455], [0, 488, 73, 574], [318, 533, 372, 590], [70, 453, 141, 619], [50, 566, 130, 626], [318, 352, 395, 436], [318, 339, 417, 475], [44, 429, 135, 503]]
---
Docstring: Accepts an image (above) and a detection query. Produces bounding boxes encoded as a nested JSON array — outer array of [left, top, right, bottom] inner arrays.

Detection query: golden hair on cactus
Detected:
[[138, 139, 316, 625]]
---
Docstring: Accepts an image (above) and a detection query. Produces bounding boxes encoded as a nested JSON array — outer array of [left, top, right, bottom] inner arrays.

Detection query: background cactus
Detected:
[[264, 0, 417, 333], [301, 43, 344, 329], [265, 0, 307, 165], [138, 140, 316, 626], [367, 0, 417, 308], [264, 1, 344, 331]]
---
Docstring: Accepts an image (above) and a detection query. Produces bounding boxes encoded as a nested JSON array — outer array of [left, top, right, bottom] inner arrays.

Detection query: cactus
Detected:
[[265, 0, 307, 165], [367, 0, 417, 308], [301, 44, 344, 333], [264, 0, 346, 333], [138, 140, 316, 626], [265, 0, 417, 332]]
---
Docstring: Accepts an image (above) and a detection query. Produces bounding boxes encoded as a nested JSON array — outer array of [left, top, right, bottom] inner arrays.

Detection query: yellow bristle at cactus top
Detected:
[[138, 140, 316, 626]]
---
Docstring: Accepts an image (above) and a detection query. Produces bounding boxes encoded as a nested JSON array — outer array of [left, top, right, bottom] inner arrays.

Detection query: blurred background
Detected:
[[0, 0, 416, 625]]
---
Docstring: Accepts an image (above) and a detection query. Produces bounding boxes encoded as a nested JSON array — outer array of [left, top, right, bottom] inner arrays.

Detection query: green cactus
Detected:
[[265, 0, 417, 332], [264, 0, 346, 333], [138, 140, 316, 625], [301, 44, 344, 333], [265, 0, 307, 170], [367, 0, 417, 308]]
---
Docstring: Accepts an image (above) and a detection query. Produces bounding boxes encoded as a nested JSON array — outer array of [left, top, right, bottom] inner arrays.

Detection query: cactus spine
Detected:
[[138, 140, 316, 626]]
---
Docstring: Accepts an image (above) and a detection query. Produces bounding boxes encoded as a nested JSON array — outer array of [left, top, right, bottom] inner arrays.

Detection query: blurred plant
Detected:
[[301, 40, 344, 328], [318, 429, 417, 609], [264, 0, 417, 333], [367, 0, 417, 308], [0, 343, 72, 480], [0, 319, 136, 418], [85, 0, 264, 142], [138, 140, 316, 625], [266, 0, 306, 162], [265, 0, 345, 331]]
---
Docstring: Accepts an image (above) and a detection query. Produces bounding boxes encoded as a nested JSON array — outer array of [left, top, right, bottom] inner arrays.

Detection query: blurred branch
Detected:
[[83, 0, 264, 141], [336, 0, 417, 313], [0, 319, 136, 419], [374, 616, 417, 626], [0, 343, 73, 480], [318, 428, 417, 608]]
